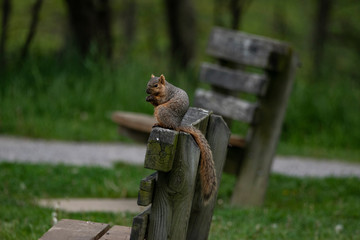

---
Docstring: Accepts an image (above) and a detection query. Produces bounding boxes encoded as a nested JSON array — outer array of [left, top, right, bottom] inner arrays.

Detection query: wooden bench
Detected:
[[193, 27, 298, 206], [40, 108, 230, 240], [112, 27, 298, 207]]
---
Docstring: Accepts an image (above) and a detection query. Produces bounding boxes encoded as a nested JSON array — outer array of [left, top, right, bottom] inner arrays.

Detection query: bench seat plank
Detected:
[[39, 219, 110, 240], [200, 62, 268, 96], [194, 89, 257, 124], [99, 225, 131, 240]]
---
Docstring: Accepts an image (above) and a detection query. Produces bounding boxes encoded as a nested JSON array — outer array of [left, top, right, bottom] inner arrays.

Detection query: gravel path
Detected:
[[1, 135, 359, 178]]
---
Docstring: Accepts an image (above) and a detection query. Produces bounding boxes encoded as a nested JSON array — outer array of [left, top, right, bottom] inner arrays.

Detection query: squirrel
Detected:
[[146, 74, 217, 204]]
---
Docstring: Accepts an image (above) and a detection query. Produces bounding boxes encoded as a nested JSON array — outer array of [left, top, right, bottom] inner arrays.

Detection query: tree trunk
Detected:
[[272, 2, 288, 38], [20, 0, 43, 61], [64, 0, 112, 59], [0, 0, 11, 67], [214, 0, 252, 30], [121, 0, 137, 50], [312, 0, 333, 76], [163, 0, 196, 69]]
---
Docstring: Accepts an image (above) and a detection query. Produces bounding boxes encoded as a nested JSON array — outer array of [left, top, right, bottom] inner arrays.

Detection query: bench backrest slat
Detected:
[[200, 62, 268, 96], [194, 89, 258, 124], [206, 27, 291, 71]]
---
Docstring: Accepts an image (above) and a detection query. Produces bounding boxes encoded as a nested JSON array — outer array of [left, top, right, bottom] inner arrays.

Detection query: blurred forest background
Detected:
[[0, 0, 359, 161]]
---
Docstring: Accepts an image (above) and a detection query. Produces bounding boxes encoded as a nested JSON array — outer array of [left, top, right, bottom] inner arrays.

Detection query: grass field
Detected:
[[0, 162, 359, 240], [1, 54, 359, 161]]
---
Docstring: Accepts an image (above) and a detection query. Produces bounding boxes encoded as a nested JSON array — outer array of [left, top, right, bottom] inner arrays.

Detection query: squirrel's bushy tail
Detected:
[[179, 126, 217, 204]]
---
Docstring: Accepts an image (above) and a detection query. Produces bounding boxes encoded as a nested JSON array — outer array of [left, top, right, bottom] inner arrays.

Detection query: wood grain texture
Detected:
[[207, 27, 291, 71], [144, 128, 179, 172], [200, 62, 268, 96], [181, 107, 211, 136], [231, 52, 298, 207], [194, 89, 257, 123], [137, 172, 157, 206], [39, 219, 110, 240], [130, 207, 151, 240], [187, 114, 230, 240], [99, 225, 131, 240], [147, 129, 202, 240]]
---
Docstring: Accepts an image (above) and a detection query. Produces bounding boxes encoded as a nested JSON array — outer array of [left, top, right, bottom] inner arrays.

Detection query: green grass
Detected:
[[1, 162, 359, 239], [1, 55, 359, 162]]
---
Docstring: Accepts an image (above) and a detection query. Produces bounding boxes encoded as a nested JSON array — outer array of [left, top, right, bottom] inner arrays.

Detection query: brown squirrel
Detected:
[[146, 74, 217, 204]]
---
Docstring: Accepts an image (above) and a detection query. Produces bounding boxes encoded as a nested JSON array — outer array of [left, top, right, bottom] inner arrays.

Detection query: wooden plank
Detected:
[[229, 133, 246, 148], [230, 51, 298, 206], [181, 107, 211, 137], [112, 111, 155, 133], [147, 110, 208, 239], [137, 172, 157, 206], [130, 208, 151, 240], [39, 219, 110, 240], [139, 172, 157, 192], [187, 114, 231, 240], [181, 107, 212, 125], [200, 62, 268, 96], [144, 128, 179, 172], [206, 27, 291, 71], [194, 89, 257, 123], [99, 225, 131, 240], [112, 111, 155, 143]]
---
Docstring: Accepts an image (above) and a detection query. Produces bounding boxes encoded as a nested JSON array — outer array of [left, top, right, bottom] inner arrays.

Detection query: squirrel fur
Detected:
[[146, 74, 217, 204]]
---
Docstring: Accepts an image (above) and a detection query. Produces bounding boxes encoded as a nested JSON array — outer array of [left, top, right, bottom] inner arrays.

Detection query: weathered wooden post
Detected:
[[230, 52, 298, 206], [132, 107, 230, 240], [186, 114, 230, 239]]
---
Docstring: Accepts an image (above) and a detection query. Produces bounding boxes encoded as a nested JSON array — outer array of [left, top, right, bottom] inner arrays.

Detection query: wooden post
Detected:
[[147, 130, 201, 240], [186, 114, 230, 239], [230, 52, 298, 206], [145, 108, 212, 240], [133, 107, 230, 240]]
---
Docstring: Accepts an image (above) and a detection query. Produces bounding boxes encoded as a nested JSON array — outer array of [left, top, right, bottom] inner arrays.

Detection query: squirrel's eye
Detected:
[[154, 84, 158, 87]]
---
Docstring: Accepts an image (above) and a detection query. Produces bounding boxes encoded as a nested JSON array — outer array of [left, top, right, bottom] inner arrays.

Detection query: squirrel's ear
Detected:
[[151, 74, 155, 78], [159, 74, 165, 84]]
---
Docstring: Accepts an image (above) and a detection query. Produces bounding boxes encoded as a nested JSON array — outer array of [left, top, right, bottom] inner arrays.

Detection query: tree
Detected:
[[0, 0, 11, 67], [163, 0, 196, 69], [311, 0, 334, 76], [63, 0, 112, 59], [121, 0, 137, 51], [213, 0, 253, 30], [20, 0, 43, 61]]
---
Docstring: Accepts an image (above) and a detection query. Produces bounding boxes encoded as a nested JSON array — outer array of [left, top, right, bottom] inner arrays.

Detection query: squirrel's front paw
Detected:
[[146, 95, 153, 102]]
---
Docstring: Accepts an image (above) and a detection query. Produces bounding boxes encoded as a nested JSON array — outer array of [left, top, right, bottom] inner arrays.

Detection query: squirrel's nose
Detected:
[[146, 89, 151, 94]]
